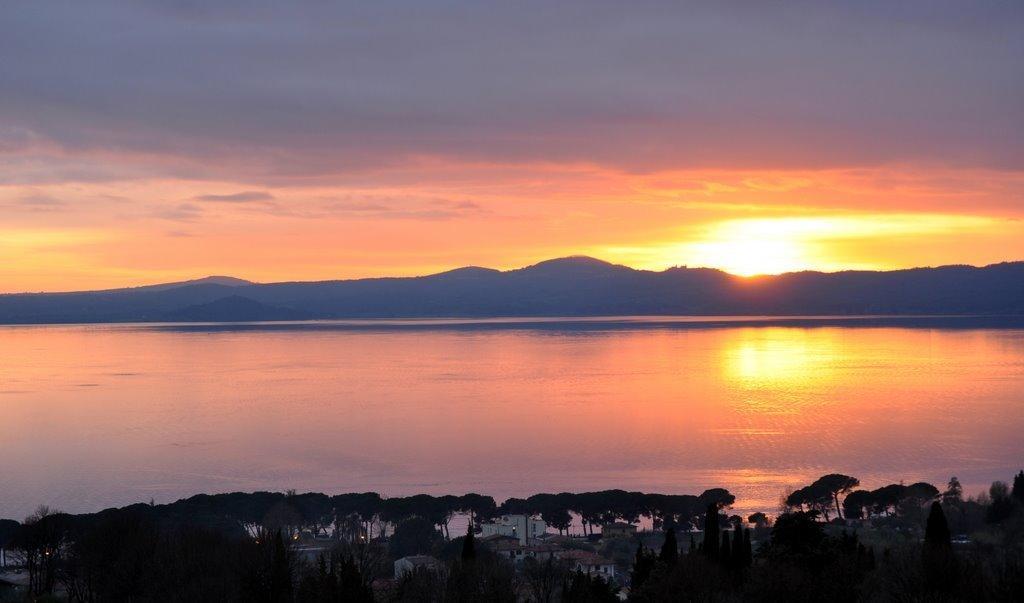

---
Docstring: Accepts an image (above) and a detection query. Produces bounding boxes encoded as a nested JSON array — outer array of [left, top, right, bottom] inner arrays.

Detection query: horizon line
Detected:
[[5, 255, 1024, 296]]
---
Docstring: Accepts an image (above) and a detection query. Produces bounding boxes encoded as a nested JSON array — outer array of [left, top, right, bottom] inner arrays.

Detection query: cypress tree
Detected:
[[743, 528, 753, 567], [924, 501, 951, 550], [461, 521, 476, 560], [720, 530, 731, 565], [659, 526, 679, 564], [703, 504, 720, 560], [1013, 470, 1024, 503], [338, 555, 373, 602], [923, 501, 956, 593], [631, 545, 656, 589], [732, 527, 743, 568], [270, 530, 293, 602]]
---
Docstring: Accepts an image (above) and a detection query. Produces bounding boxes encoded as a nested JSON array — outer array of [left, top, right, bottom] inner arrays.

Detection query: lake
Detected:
[[1, 317, 1023, 520]]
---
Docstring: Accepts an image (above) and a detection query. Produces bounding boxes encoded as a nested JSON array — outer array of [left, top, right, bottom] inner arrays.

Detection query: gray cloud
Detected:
[[303, 196, 489, 221], [194, 191, 275, 203], [1, 192, 68, 214], [1, 0, 1020, 185], [235, 194, 488, 220], [155, 202, 204, 222], [14, 193, 67, 209]]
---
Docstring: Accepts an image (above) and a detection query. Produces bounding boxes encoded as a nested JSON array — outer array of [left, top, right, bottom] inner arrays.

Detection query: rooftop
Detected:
[[558, 550, 615, 565], [397, 555, 440, 565]]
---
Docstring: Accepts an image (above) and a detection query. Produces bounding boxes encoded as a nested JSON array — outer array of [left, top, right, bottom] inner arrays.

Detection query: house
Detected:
[[479, 514, 547, 545], [393, 555, 442, 579], [558, 550, 616, 580], [485, 539, 564, 563], [601, 522, 637, 539], [479, 534, 520, 548]]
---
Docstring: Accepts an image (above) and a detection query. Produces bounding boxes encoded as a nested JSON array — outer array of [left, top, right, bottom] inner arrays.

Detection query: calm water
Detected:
[[1, 318, 1023, 520]]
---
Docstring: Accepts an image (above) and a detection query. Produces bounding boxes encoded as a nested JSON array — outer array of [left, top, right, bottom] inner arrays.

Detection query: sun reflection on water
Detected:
[[724, 329, 839, 385]]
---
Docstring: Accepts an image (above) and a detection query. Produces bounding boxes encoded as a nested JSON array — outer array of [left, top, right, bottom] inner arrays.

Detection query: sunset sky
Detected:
[[2, 1, 1022, 292]]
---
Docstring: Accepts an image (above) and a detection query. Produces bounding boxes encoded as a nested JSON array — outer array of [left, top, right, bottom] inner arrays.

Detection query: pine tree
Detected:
[[703, 504, 720, 561], [720, 530, 731, 565], [659, 526, 679, 564], [461, 521, 476, 561], [689, 534, 697, 555], [942, 476, 964, 505], [924, 501, 951, 550]]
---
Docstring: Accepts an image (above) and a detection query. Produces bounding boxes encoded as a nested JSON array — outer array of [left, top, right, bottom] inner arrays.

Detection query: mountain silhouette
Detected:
[[143, 275, 253, 291], [163, 295, 311, 322], [1, 257, 1022, 323]]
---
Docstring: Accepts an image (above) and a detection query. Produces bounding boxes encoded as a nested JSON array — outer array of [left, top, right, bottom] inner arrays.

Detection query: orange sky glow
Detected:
[[2, 2, 1022, 293], [2, 164, 1022, 292]]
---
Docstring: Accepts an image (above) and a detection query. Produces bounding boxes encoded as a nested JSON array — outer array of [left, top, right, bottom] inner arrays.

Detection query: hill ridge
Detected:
[[1, 256, 1022, 323]]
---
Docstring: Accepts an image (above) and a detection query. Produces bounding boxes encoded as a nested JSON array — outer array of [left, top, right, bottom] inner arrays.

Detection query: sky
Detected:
[[1, 1, 1022, 292]]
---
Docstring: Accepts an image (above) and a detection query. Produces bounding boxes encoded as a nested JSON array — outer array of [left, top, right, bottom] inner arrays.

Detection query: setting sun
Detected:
[[686, 217, 858, 276], [598, 214, 1004, 278], [686, 237, 809, 277]]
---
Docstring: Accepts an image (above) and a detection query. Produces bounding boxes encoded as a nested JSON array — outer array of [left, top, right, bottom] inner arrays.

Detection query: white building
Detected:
[[479, 514, 548, 545], [559, 550, 616, 580], [393, 555, 442, 579], [484, 539, 563, 563]]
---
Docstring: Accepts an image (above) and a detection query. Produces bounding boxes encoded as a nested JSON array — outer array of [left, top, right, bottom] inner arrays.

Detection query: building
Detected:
[[601, 522, 637, 539], [292, 543, 335, 564], [479, 514, 547, 545], [485, 539, 564, 563], [393, 555, 442, 579], [559, 550, 616, 580], [479, 534, 520, 548]]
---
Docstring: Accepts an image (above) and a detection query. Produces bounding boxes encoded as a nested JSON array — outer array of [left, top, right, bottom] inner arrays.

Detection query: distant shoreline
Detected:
[[3, 314, 1024, 331]]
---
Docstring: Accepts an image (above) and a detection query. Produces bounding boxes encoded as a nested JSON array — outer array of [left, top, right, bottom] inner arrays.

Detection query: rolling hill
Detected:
[[1, 257, 1023, 323]]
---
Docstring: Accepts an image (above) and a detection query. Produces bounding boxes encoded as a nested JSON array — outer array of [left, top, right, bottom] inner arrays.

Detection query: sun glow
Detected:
[[687, 237, 809, 277], [602, 214, 1000, 277], [685, 217, 855, 276]]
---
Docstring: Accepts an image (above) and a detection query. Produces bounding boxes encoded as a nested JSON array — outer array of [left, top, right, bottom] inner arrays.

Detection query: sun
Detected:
[[684, 218, 824, 276], [681, 216, 892, 276], [687, 237, 809, 277], [605, 214, 990, 278], [599, 218, 820, 276]]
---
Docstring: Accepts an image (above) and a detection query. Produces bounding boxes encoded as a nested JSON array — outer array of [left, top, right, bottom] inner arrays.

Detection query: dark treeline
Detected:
[[2, 472, 1022, 601], [3, 486, 736, 542], [632, 471, 1024, 602], [0, 487, 732, 602]]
